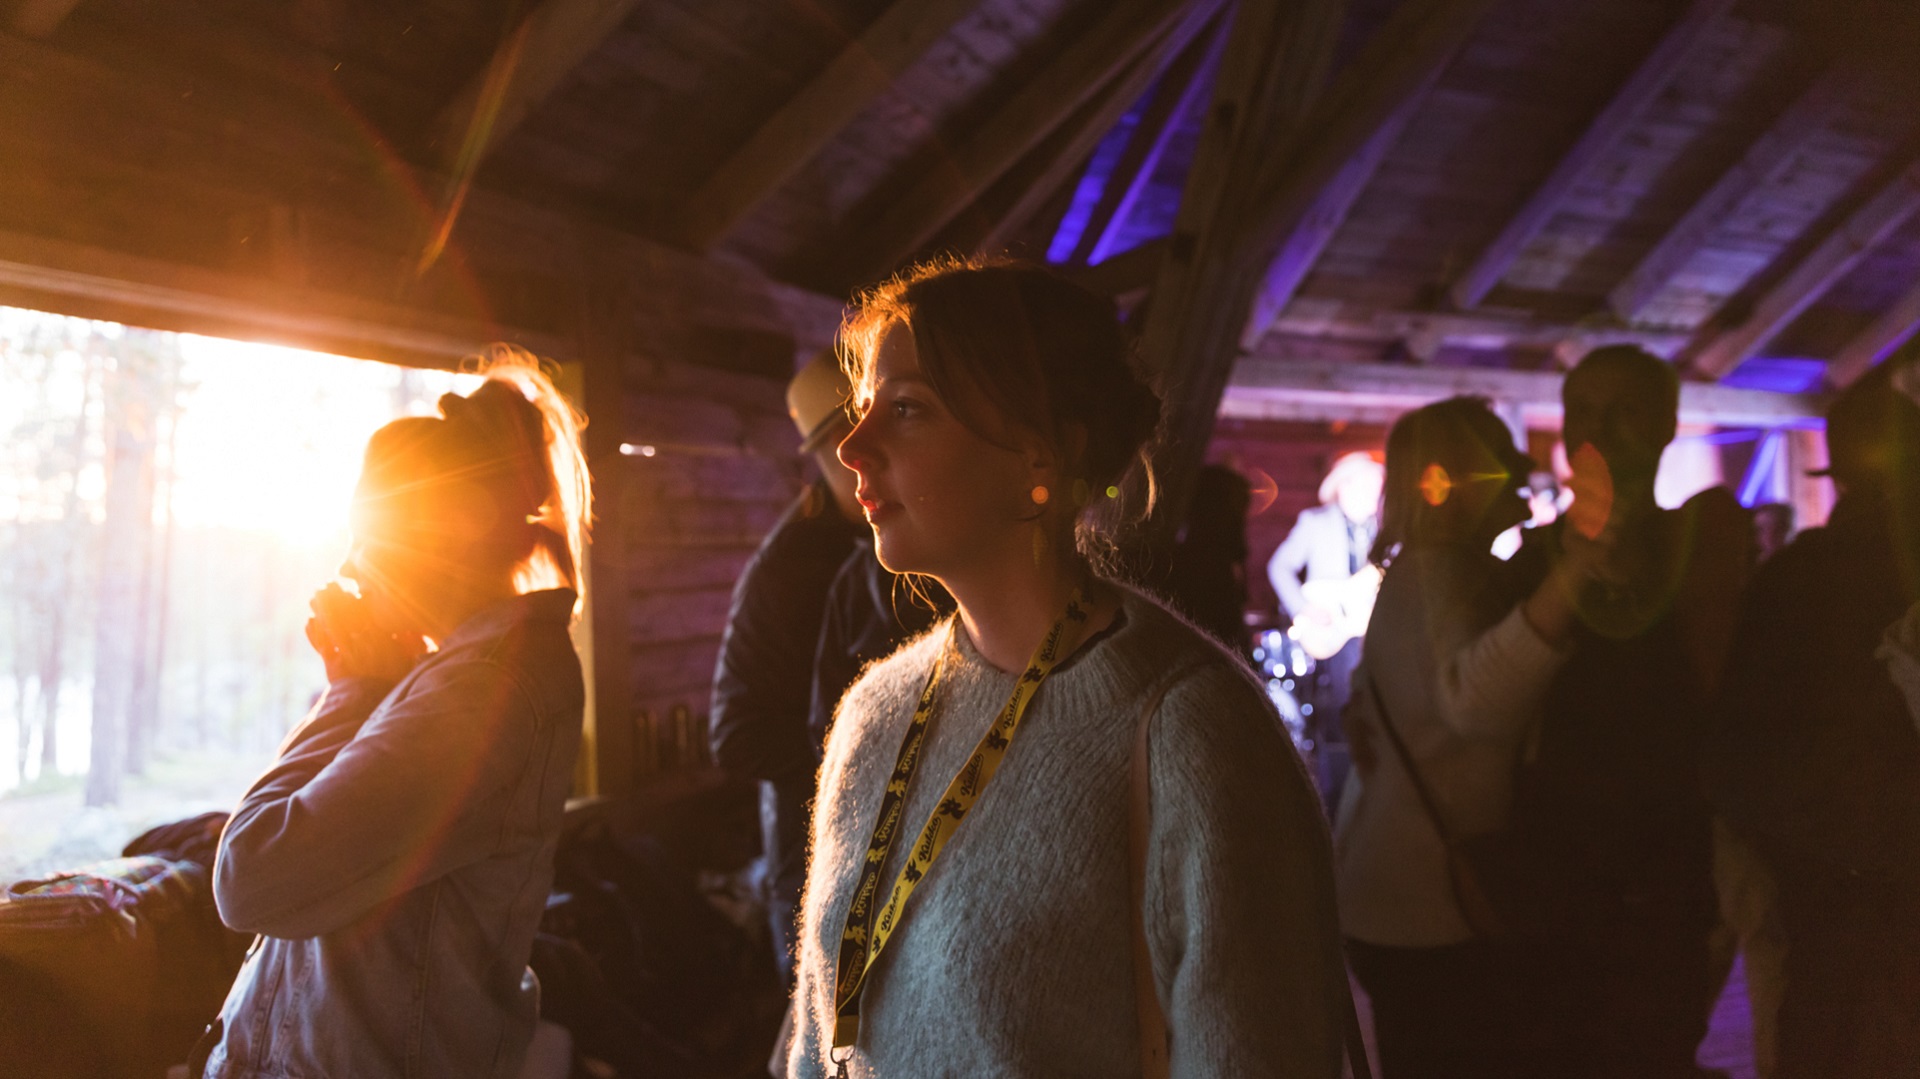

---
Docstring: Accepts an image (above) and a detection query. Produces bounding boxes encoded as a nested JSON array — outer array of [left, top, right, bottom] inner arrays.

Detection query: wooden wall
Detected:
[[0, 19, 846, 795]]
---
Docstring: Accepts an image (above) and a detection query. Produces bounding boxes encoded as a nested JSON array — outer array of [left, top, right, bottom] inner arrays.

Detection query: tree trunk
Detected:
[[86, 336, 158, 808], [38, 348, 98, 778], [125, 333, 181, 776]]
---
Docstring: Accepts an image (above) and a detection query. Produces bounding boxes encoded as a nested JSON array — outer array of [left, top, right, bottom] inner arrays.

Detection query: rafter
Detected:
[[972, 0, 1223, 257], [1690, 156, 1920, 380], [437, 0, 646, 168], [1826, 274, 1920, 387], [1236, 72, 1427, 351], [1610, 66, 1864, 324], [1226, 357, 1826, 428], [1261, 300, 1690, 356], [9, 0, 84, 37], [1066, 17, 1227, 266], [679, 0, 982, 252], [1450, 0, 1735, 311], [846, 0, 1196, 284]]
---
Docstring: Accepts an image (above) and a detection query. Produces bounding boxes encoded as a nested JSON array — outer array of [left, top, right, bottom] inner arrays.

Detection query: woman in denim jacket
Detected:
[[202, 347, 591, 1079]]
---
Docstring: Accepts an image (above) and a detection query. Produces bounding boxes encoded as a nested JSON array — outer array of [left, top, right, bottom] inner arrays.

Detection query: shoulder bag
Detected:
[[1364, 670, 1543, 939]]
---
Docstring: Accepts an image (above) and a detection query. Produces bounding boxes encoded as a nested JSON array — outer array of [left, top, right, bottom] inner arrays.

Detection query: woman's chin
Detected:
[[871, 529, 945, 579]]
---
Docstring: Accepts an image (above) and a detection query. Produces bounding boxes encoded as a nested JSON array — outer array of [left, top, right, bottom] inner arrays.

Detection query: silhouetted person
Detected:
[[806, 546, 948, 754], [1507, 345, 1751, 1078], [1338, 397, 1611, 1079], [1751, 502, 1793, 565], [1163, 464, 1254, 655], [709, 351, 863, 982], [1709, 359, 1920, 1079], [202, 347, 593, 1079]]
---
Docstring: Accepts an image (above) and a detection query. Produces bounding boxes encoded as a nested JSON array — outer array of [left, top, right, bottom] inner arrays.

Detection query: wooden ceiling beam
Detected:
[[437, 0, 646, 169], [1609, 66, 1864, 324], [9, 0, 85, 38], [1226, 356, 1827, 429], [973, 0, 1224, 257], [679, 0, 982, 253], [1262, 300, 1690, 356], [1236, 74, 1428, 351], [1449, 0, 1736, 311], [1825, 274, 1920, 388], [847, 0, 1196, 284], [1066, 16, 1227, 266], [1136, 0, 1499, 531], [1690, 156, 1920, 380]]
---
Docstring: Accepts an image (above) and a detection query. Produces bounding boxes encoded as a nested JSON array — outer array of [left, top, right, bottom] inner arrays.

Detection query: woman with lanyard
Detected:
[[782, 258, 1351, 1078]]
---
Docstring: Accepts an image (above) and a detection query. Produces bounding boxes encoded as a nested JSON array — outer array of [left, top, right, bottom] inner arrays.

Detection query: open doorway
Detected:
[[0, 306, 478, 882]]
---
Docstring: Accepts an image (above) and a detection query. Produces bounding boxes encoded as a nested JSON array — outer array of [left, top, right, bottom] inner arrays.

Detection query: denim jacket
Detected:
[[206, 589, 583, 1079]]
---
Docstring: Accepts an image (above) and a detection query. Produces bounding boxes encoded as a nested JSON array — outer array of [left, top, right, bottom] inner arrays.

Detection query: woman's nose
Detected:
[[837, 415, 874, 473]]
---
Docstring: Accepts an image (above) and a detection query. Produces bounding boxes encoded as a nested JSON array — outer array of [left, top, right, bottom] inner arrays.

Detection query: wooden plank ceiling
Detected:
[[7, 0, 1920, 402]]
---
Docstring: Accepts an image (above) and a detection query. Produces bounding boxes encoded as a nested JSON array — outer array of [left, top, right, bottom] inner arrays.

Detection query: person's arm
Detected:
[[214, 658, 542, 938], [1878, 601, 1920, 737], [1367, 552, 1569, 746], [709, 507, 847, 783], [808, 554, 866, 755], [1146, 666, 1347, 1078], [1267, 512, 1318, 620]]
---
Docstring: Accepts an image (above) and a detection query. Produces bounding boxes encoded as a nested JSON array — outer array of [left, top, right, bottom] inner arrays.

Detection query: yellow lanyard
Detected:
[[830, 589, 1089, 1068]]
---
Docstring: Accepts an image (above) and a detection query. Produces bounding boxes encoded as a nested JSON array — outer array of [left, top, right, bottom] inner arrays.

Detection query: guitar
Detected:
[[1286, 565, 1383, 661]]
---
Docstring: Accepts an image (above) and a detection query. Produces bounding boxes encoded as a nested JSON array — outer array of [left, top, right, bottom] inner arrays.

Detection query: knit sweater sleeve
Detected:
[[1145, 661, 1348, 1078], [1399, 550, 1567, 742]]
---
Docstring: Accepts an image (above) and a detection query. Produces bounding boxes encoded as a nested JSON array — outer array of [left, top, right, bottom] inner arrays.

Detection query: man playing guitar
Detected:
[[1268, 452, 1384, 805]]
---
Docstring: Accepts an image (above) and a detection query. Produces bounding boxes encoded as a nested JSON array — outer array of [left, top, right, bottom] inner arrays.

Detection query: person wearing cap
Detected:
[[1266, 450, 1385, 802], [1708, 356, 1920, 1079], [709, 351, 864, 981]]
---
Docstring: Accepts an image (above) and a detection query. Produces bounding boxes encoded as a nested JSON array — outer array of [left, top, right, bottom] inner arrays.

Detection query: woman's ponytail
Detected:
[[441, 345, 593, 609]]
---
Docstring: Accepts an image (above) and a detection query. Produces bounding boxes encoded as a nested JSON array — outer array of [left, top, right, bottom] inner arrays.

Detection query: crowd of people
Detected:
[[172, 255, 1919, 1079]]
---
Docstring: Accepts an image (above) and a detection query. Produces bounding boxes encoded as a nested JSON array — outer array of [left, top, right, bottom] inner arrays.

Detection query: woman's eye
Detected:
[[890, 397, 921, 418]]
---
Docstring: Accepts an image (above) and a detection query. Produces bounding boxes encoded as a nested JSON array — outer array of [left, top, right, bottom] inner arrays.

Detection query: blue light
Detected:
[[1722, 357, 1827, 394]]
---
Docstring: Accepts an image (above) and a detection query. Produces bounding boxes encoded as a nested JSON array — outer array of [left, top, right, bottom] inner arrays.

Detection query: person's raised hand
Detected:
[[306, 583, 426, 684]]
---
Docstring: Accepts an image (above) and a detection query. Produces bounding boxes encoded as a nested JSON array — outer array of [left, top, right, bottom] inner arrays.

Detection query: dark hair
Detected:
[[362, 345, 591, 608], [839, 256, 1162, 559], [1565, 344, 1680, 417], [1372, 396, 1527, 566]]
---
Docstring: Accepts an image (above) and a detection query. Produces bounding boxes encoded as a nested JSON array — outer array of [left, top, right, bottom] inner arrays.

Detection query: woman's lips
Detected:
[[856, 492, 898, 522]]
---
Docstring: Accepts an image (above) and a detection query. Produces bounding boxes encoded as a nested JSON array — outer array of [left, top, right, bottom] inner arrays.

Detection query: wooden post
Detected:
[[1140, 0, 1498, 535], [573, 242, 641, 795]]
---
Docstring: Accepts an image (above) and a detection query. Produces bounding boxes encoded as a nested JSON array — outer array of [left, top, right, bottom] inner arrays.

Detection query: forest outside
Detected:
[[0, 307, 475, 883]]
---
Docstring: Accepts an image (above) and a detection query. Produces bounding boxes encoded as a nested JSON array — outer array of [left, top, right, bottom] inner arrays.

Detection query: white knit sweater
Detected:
[[785, 588, 1348, 1078]]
